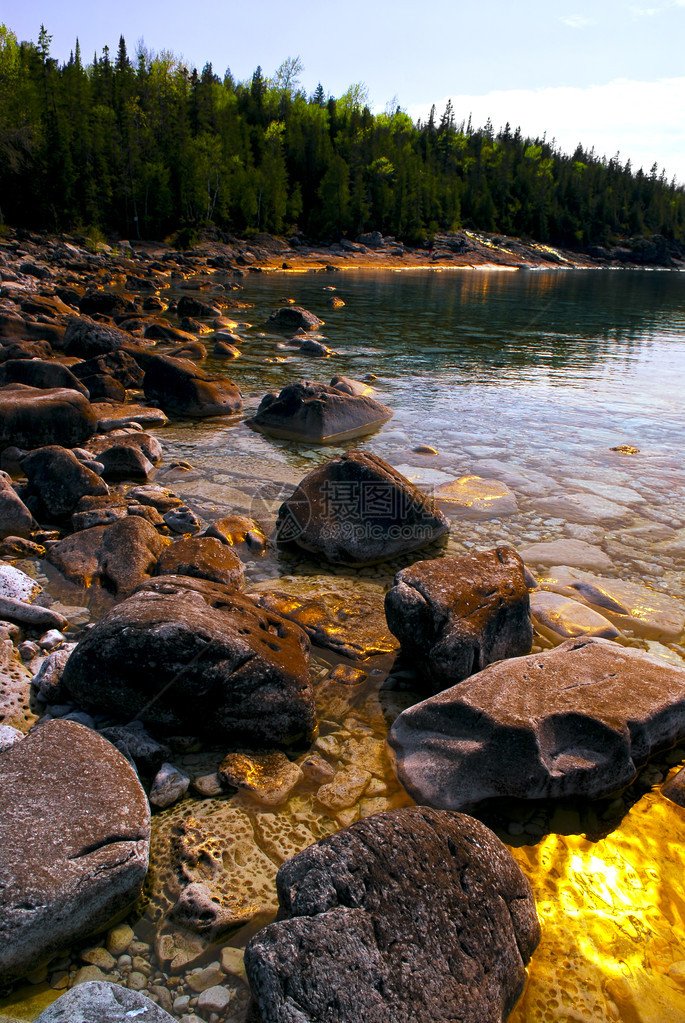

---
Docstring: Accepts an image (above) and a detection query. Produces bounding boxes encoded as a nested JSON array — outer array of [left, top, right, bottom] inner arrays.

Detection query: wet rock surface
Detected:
[[244, 807, 540, 1023], [246, 380, 392, 443], [0, 385, 97, 451], [277, 450, 449, 565], [0, 720, 150, 987], [33, 980, 175, 1023], [59, 575, 316, 745], [143, 355, 242, 418], [385, 546, 532, 692], [389, 636, 685, 810]]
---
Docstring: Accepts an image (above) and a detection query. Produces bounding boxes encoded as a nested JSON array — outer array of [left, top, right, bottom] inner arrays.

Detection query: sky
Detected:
[[4, 0, 685, 182]]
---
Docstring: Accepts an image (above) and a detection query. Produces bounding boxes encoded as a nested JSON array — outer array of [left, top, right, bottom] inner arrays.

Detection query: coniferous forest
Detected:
[[2, 23, 685, 249]]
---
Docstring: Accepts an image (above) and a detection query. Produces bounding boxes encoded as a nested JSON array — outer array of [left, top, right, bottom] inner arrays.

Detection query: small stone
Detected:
[[131, 955, 151, 974], [128, 941, 151, 956], [197, 985, 232, 1013], [39, 629, 66, 651], [173, 995, 191, 1014], [186, 963, 225, 993], [163, 505, 203, 534], [50, 971, 69, 990], [148, 985, 173, 1013], [149, 762, 190, 808], [299, 751, 336, 784], [25, 964, 49, 984], [128, 970, 148, 990], [80, 946, 116, 970], [118, 955, 133, 968], [107, 922, 134, 956], [219, 947, 246, 981], [0, 724, 24, 752], [72, 965, 107, 985], [192, 772, 224, 797], [412, 445, 438, 455], [316, 766, 371, 811]]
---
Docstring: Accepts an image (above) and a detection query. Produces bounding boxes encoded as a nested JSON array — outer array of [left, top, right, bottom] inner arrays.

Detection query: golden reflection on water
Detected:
[[510, 788, 685, 1022]]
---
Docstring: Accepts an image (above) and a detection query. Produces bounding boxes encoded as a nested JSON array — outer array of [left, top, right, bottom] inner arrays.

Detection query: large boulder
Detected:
[[0, 359, 89, 396], [21, 445, 108, 519], [0, 720, 150, 987], [268, 306, 323, 331], [246, 380, 393, 444], [277, 451, 449, 565], [384, 547, 532, 692], [70, 349, 145, 389], [63, 316, 136, 358], [388, 636, 685, 810], [244, 807, 540, 1023], [60, 575, 315, 745], [143, 354, 243, 417], [0, 384, 97, 451], [154, 536, 244, 590], [34, 981, 176, 1023]]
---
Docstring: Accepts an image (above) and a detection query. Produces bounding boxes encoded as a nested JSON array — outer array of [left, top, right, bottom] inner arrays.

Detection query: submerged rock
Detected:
[[244, 807, 540, 1023], [277, 451, 449, 565], [385, 547, 532, 692], [246, 380, 392, 444], [0, 720, 150, 987], [389, 636, 685, 810], [60, 575, 315, 745], [433, 474, 518, 519], [530, 589, 621, 644]]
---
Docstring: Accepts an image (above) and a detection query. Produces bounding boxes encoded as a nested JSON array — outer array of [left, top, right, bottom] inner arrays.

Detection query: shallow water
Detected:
[[4, 267, 685, 1022]]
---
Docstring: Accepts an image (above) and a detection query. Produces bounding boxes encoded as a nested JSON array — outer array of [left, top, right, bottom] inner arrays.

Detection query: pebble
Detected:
[[39, 629, 66, 651], [149, 762, 190, 808], [107, 922, 134, 956], [163, 505, 202, 533], [72, 965, 107, 985], [186, 963, 225, 993], [173, 995, 191, 1014], [80, 946, 116, 970], [220, 947, 246, 981], [197, 986, 232, 1013], [127, 970, 148, 991]]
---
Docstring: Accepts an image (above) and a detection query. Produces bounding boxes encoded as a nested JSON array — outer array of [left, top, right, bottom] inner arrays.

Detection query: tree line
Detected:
[[1, 23, 684, 250]]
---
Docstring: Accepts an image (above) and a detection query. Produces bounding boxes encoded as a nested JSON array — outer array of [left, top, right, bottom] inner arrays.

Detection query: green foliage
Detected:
[[0, 23, 684, 250]]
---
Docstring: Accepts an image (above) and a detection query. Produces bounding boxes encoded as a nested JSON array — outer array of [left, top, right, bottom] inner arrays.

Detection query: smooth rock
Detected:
[[202, 514, 268, 554], [0, 721, 150, 986], [0, 475, 34, 537], [0, 596, 68, 631], [538, 566, 685, 641], [389, 636, 685, 810], [246, 380, 392, 444], [21, 445, 108, 518], [433, 475, 518, 519], [60, 575, 315, 745], [33, 981, 175, 1023], [31, 647, 71, 703], [143, 355, 242, 418], [244, 807, 540, 1023], [277, 451, 449, 565], [268, 306, 323, 331], [536, 492, 632, 524], [530, 590, 621, 644], [0, 564, 42, 602], [520, 538, 613, 572], [0, 384, 97, 451], [197, 986, 232, 1013], [385, 547, 532, 692], [0, 359, 89, 396], [0, 723, 23, 751], [149, 763, 191, 808]]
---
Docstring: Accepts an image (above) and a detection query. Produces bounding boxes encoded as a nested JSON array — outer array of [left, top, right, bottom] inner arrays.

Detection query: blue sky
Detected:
[[4, 0, 685, 181]]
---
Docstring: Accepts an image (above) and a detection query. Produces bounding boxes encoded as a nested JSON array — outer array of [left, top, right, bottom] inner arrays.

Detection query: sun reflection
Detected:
[[510, 789, 685, 1022]]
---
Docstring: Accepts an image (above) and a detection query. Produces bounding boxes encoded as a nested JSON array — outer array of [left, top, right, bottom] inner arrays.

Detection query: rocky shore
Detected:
[[1, 227, 685, 1023]]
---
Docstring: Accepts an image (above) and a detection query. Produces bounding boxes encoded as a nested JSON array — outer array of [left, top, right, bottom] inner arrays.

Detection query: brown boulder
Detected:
[[154, 536, 244, 589], [143, 354, 242, 417], [21, 445, 108, 519], [277, 451, 449, 565], [246, 380, 393, 444], [385, 547, 532, 692], [0, 384, 97, 451]]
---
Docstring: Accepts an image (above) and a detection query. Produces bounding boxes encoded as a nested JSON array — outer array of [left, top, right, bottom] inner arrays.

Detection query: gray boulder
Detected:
[[34, 981, 174, 1023], [277, 451, 449, 565], [143, 354, 242, 417], [267, 306, 323, 331], [245, 807, 540, 1023], [0, 384, 97, 451], [0, 472, 33, 538], [385, 547, 532, 692], [0, 720, 150, 986], [60, 575, 315, 745], [389, 636, 685, 810], [246, 380, 392, 444]]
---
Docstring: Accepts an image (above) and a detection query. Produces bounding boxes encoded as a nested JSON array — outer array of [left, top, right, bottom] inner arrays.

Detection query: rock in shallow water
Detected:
[[277, 451, 449, 565], [60, 575, 315, 745], [0, 384, 97, 451], [246, 380, 392, 444], [244, 807, 540, 1023], [0, 720, 150, 987], [389, 636, 685, 811], [385, 547, 532, 692]]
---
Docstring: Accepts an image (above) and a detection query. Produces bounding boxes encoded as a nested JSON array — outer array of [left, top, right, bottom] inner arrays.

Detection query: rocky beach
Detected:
[[1, 226, 685, 1023]]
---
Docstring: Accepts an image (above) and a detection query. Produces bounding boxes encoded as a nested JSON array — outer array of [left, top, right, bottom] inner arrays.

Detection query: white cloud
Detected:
[[561, 15, 595, 27], [406, 77, 685, 184]]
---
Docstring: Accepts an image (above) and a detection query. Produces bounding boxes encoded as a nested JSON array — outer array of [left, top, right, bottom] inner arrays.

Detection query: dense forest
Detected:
[[1, 23, 685, 249]]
